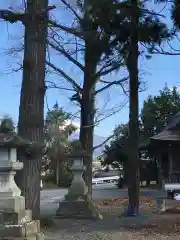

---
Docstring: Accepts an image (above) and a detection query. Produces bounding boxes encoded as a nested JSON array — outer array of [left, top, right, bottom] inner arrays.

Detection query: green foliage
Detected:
[[102, 124, 129, 168], [44, 166, 73, 188], [44, 103, 77, 170], [0, 116, 15, 133], [141, 84, 180, 140], [88, 0, 169, 60], [57, 167, 73, 188], [70, 139, 82, 149], [171, 0, 180, 28], [103, 84, 180, 168]]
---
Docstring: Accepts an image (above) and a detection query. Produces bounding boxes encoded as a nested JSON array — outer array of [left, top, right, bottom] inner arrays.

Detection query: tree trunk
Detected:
[[126, 0, 140, 216], [79, 0, 100, 196], [16, 0, 48, 219], [80, 78, 95, 197], [56, 160, 60, 185], [80, 43, 96, 197]]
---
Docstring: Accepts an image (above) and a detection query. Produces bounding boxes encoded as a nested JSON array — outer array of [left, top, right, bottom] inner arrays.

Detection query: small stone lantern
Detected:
[[56, 142, 102, 219], [0, 134, 24, 202], [0, 131, 44, 239], [67, 147, 88, 198]]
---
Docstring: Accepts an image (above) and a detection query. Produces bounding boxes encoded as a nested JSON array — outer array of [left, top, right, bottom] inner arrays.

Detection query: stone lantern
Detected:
[[0, 133, 24, 213], [66, 148, 88, 198], [0, 131, 44, 239], [56, 143, 102, 219]]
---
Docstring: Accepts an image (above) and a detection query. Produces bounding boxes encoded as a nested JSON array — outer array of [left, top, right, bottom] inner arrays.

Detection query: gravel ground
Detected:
[[41, 197, 180, 239], [42, 216, 180, 240]]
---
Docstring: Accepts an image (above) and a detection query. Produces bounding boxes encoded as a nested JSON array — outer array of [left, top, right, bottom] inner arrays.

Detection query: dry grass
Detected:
[[93, 196, 157, 218]]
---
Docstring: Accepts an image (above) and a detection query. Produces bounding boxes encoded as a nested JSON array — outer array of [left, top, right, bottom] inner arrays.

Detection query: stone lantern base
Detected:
[[0, 219, 44, 240], [0, 201, 44, 240], [0, 168, 44, 239], [56, 194, 103, 220]]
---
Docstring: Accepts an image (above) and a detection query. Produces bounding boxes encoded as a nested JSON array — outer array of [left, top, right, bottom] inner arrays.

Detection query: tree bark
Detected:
[[16, 0, 48, 219], [126, 0, 140, 216], [79, 0, 99, 197], [80, 43, 96, 196], [56, 160, 60, 185]]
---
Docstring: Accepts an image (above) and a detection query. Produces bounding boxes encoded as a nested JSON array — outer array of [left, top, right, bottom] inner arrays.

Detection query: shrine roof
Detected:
[[151, 129, 180, 142], [150, 111, 180, 143]]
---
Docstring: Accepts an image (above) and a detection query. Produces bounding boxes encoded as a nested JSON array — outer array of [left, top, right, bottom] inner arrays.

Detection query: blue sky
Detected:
[[0, 1, 180, 137]]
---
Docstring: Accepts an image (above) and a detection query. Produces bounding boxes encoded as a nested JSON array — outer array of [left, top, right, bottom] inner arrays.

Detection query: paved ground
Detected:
[[40, 185, 159, 215]]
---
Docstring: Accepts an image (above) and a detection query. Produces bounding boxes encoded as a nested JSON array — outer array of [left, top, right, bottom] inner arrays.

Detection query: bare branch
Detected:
[[46, 61, 82, 91], [95, 101, 128, 126], [46, 80, 75, 92], [60, 0, 82, 21], [141, 42, 180, 56], [93, 134, 115, 151], [48, 40, 85, 71], [93, 101, 128, 151], [151, 49, 180, 56], [95, 77, 129, 95], [49, 20, 84, 39]]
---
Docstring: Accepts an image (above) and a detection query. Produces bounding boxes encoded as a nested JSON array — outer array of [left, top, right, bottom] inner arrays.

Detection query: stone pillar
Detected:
[[0, 147, 44, 240], [56, 155, 102, 219], [156, 180, 166, 213]]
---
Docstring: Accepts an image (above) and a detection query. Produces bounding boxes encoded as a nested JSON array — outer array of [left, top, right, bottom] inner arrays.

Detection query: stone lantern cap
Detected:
[[68, 140, 89, 159], [0, 132, 30, 148], [68, 148, 89, 159], [0, 131, 44, 161]]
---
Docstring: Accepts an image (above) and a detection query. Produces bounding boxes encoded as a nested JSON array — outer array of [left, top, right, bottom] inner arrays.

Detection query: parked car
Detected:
[[40, 180, 43, 190], [164, 183, 180, 199]]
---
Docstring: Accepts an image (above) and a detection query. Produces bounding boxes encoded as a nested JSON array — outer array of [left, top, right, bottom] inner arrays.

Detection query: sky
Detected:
[[0, 1, 180, 137]]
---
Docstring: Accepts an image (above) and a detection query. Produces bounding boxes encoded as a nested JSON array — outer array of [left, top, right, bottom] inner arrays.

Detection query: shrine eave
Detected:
[[150, 130, 180, 142]]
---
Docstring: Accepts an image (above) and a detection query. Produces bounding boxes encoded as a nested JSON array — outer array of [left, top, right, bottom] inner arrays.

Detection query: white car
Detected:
[[40, 180, 43, 190], [164, 183, 180, 200]]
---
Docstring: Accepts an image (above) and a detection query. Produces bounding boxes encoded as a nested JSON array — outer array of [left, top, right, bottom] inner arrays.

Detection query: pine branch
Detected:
[[97, 56, 124, 77]]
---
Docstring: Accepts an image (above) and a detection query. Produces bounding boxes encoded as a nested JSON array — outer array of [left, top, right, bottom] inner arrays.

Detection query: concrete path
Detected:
[[40, 186, 159, 216]]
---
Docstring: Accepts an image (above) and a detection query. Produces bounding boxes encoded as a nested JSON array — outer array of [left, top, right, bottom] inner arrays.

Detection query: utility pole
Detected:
[[0, 1, 55, 219]]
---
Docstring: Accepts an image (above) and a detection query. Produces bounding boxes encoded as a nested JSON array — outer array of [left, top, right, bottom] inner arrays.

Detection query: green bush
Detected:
[[43, 166, 73, 188], [58, 168, 73, 187]]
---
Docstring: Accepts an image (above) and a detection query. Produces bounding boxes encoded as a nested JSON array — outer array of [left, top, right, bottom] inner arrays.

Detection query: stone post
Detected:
[[56, 147, 102, 219], [0, 133, 44, 240]]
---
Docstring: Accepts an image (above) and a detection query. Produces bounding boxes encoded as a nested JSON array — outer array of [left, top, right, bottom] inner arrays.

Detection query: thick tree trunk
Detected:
[[16, 0, 48, 219], [126, 0, 140, 216], [80, 0, 100, 196], [80, 44, 96, 197]]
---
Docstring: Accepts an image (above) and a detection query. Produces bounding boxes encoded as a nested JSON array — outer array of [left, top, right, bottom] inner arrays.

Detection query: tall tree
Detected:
[[17, 0, 48, 219], [47, 0, 127, 195], [44, 103, 76, 185], [91, 0, 169, 215], [0, 0, 54, 218], [0, 2, 62, 219]]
